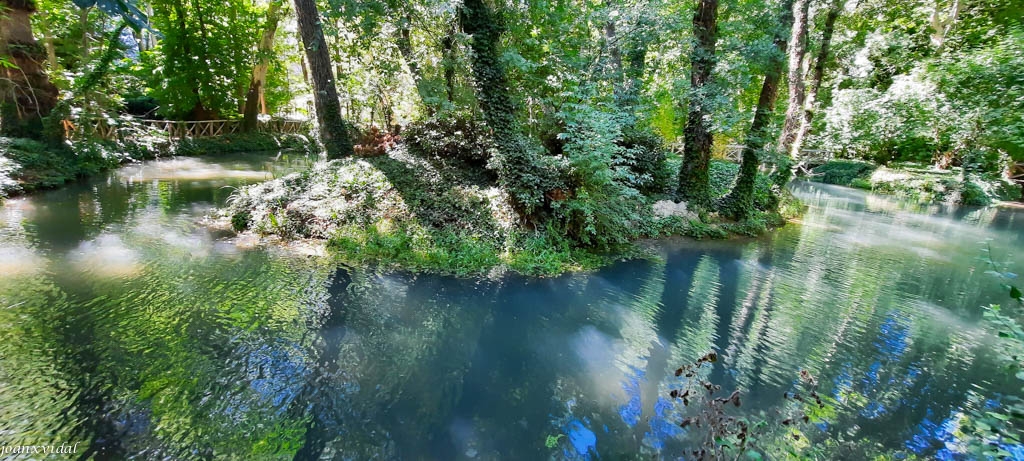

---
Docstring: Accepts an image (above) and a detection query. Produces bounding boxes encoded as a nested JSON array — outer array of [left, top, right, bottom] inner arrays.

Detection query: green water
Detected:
[[0, 155, 1022, 459]]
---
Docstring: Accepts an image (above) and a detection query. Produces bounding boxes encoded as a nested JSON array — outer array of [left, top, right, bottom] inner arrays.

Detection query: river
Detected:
[[0, 154, 1022, 459]]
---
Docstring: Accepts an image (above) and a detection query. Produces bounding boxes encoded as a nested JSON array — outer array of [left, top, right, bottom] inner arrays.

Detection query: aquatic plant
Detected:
[[666, 353, 828, 460], [961, 246, 1024, 458]]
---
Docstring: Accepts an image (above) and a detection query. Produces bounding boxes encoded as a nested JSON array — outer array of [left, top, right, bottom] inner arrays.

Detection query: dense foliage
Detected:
[[3, 0, 1019, 208]]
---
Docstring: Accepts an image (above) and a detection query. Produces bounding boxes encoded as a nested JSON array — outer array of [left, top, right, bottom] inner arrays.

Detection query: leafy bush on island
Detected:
[[223, 110, 801, 276], [811, 160, 877, 186]]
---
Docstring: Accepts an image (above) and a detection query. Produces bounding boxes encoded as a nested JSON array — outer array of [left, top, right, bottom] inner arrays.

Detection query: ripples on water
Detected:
[[0, 158, 1022, 459]]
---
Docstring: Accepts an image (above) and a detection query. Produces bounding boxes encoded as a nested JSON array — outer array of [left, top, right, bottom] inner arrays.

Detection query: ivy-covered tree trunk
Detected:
[[242, 0, 283, 132], [778, 0, 809, 157], [720, 0, 795, 219], [0, 0, 60, 138], [293, 0, 353, 158], [794, 0, 840, 153], [677, 0, 720, 207], [604, 20, 624, 87], [460, 0, 556, 215]]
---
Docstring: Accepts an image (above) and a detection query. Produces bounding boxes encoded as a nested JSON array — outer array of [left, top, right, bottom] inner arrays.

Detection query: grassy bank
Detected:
[[809, 160, 1022, 205], [223, 149, 799, 277], [0, 132, 314, 200]]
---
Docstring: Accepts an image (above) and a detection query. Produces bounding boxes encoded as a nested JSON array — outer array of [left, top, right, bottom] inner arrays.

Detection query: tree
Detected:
[[242, 0, 285, 132], [777, 0, 809, 157], [293, 0, 353, 157], [459, 0, 559, 215], [396, 9, 433, 112], [793, 0, 840, 154], [0, 0, 60, 138], [929, 0, 963, 51], [677, 0, 721, 207], [720, 0, 796, 219], [142, 0, 261, 120]]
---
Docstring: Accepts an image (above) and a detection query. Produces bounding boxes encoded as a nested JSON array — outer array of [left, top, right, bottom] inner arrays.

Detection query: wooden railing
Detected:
[[721, 144, 833, 163], [67, 117, 310, 140]]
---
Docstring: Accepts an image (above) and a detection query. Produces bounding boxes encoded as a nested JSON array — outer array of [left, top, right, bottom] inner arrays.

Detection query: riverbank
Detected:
[[0, 133, 314, 200], [221, 146, 800, 276], [808, 160, 1022, 205]]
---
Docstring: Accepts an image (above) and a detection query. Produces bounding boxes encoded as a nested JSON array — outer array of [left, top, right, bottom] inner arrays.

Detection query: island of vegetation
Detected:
[[2, 0, 1021, 276]]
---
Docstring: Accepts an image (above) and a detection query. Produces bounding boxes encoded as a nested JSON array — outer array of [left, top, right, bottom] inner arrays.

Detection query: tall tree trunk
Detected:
[[39, 10, 58, 70], [293, 0, 353, 157], [604, 20, 624, 88], [0, 0, 60, 138], [677, 0, 720, 207], [721, 0, 796, 219], [441, 23, 457, 104], [794, 0, 840, 156], [79, 6, 91, 61], [396, 12, 434, 112], [930, 0, 962, 50], [778, 0, 809, 157], [186, 0, 219, 120], [619, 21, 650, 117], [460, 0, 555, 215], [609, 13, 651, 123], [243, 0, 284, 132]]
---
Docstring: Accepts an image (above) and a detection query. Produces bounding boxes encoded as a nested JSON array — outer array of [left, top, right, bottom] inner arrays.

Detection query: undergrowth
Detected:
[[224, 140, 797, 276]]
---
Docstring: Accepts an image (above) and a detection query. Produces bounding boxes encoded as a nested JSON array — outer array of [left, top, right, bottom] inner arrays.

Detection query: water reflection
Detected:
[[0, 163, 1022, 459]]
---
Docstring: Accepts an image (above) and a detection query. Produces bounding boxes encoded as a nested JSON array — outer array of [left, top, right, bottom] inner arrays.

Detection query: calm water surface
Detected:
[[1, 155, 1022, 460]]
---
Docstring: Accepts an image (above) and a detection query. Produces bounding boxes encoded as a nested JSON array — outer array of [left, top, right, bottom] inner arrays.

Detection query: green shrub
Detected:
[[812, 160, 878, 186], [753, 174, 779, 212], [850, 178, 873, 189], [231, 210, 252, 231], [554, 103, 649, 249], [616, 127, 673, 194], [959, 181, 990, 206], [404, 113, 497, 171]]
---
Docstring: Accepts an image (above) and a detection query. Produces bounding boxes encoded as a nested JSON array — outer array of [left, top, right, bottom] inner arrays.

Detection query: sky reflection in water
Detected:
[[0, 157, 1022, 459]]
